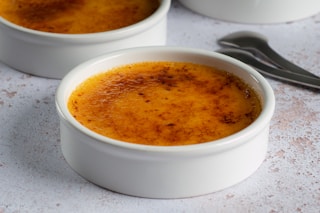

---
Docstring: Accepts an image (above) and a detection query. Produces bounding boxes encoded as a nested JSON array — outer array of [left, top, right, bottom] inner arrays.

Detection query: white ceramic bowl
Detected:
[[56, 46, 275, 199], [0, 0, 170, 79], [179, 0, 320, 24]]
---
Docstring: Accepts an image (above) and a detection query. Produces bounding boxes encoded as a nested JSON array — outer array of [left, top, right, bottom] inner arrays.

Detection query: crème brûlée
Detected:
[[68, 62, 262, 146], [0, 0, 159, 34]]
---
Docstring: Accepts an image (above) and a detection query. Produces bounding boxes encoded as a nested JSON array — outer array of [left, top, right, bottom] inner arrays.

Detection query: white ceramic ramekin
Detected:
[[0, 0, 170, 79], [55, 46, 275, 199], [179, 0, 320, 24]]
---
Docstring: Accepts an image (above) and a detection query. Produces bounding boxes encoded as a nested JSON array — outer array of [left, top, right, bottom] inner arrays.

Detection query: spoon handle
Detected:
[[217, 48, 320, 90], [251, 42, 320, 79], [218, 31, 320, 79]]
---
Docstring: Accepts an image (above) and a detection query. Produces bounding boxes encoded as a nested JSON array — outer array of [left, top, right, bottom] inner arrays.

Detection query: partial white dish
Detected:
[[179, 0, 320, 24]]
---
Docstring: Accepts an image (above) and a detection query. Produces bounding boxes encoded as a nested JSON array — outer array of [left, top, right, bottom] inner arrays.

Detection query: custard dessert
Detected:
[[68, 61, 262, 146], [0, 0, 159, 34]]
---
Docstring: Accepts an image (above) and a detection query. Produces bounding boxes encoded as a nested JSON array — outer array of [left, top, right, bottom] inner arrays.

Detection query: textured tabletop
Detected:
[[1, 1, 320, 212]]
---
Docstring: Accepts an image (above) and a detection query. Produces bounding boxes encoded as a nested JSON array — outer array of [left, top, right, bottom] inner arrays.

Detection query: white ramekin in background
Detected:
[[0, 0, 170, 79]]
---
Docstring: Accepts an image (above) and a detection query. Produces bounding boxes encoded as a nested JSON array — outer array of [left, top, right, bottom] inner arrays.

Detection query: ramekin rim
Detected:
[[55, 46, 275, 153]]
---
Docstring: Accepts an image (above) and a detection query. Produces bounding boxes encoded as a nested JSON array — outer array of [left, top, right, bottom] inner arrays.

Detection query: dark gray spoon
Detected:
[[217, 48, 320, 90], [218, 31, 320, 79]]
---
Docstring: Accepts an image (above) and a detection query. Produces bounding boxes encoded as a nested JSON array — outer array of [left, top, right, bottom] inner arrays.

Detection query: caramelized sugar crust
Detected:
[[68, 62, 262, 146], [0, 0, 159, 33]]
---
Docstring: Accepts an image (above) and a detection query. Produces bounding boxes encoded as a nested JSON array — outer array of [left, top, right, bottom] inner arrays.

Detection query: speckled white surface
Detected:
[[1, 1, 320, 212]]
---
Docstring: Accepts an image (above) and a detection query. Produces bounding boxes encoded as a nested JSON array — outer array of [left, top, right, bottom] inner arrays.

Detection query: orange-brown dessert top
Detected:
[[0, 0, 159, 34], [68, 62, 262, 146]]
